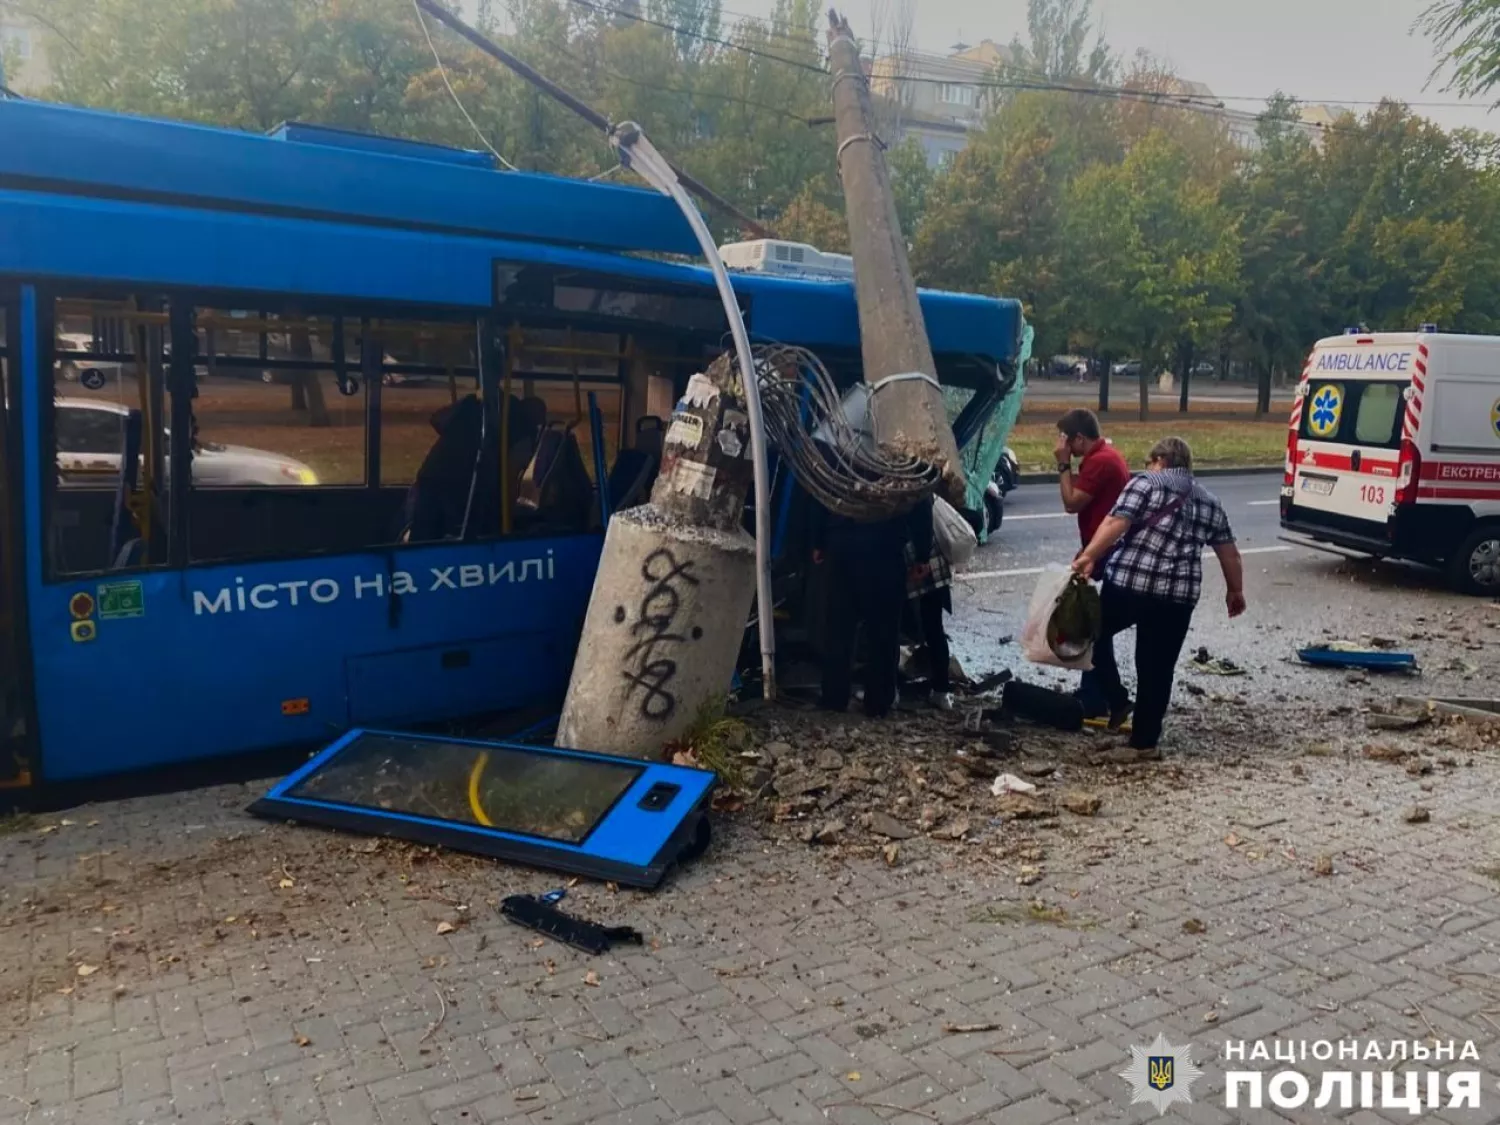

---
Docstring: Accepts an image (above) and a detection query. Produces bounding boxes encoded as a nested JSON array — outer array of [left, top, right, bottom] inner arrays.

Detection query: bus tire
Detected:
[[1447, 522, 1500, 596]]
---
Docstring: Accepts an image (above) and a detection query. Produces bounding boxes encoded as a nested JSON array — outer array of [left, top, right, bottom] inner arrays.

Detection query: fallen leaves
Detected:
[[75, 964, 99, 978], [435, 921, 457, 935], [1403, 806, 1432, 824], [1313, 855, 1334, 877], [583, 970, 600, 988], [1181, 918, 1208, 935], [294, 1035, 312, 1048]]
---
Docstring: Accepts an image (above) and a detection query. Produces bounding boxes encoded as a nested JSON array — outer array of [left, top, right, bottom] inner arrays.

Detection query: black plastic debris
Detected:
[[500, 893, 645, 955]]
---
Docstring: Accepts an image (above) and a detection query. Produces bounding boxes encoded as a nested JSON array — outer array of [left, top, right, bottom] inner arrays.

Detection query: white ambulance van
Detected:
[[1280, 328, 1500, 595]]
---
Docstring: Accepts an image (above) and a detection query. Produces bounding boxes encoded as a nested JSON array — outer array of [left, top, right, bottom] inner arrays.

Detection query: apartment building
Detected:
[[0, 7, 52, 94], [869, 39, 1014, 168]]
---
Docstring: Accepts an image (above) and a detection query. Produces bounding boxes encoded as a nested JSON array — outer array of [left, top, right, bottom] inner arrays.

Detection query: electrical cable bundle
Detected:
[[753, 342, 939, 522]]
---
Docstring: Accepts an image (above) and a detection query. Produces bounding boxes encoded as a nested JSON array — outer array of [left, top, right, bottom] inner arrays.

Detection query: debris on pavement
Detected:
[[1297, 643, 1419, 673], [1402, 806, 1432, 824], [499, 893, 644, 955], [991, 773, 1038, 797], [1190, 647, 1246, 676], [867, 812, 915, 840], [1059, 791, 1102, 817]]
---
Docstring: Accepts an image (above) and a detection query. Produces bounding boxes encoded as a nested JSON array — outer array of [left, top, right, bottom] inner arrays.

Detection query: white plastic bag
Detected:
[[1019, 564, 1094, 670], [932, 495, 978, 567]]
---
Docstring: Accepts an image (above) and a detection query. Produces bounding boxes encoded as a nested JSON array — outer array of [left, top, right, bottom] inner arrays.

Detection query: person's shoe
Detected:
[[1107, 702, 1134, 731], [930, 691, 955, 712], [1074, 690, 1108, 721]]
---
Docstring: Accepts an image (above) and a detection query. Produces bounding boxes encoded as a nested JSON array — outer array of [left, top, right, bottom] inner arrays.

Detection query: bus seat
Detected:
[[605, 416, 665, 511], [534, 424, 594, 530], [112, 539, 145, 570], [407, 395, 487, 541]]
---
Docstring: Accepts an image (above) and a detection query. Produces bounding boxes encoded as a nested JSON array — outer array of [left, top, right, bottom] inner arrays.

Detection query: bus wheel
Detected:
[[1448, 523, 1500, 596]]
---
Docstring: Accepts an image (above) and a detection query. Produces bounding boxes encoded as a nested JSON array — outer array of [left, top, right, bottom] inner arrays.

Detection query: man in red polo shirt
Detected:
[[1054, 408, 1130, 719]]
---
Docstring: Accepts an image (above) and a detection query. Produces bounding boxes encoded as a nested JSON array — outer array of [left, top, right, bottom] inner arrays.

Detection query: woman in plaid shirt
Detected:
[[1072, 437, 1247, 757]]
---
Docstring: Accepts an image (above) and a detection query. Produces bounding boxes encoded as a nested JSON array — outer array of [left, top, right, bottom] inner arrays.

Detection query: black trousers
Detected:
[[1092, 583, 1196, 750], [822, 547, 904, 717], [913, 592, 951, 693]]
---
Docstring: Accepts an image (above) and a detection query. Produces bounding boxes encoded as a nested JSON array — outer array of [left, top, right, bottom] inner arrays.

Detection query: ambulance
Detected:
[[1280, 328, 1500, 595]]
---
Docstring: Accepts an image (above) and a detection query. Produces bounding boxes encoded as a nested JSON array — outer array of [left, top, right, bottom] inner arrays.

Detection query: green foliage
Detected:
[[1062, 129, 1241, 413], [24, 0, 1500, 375], [1419, 0, 1500, 103]]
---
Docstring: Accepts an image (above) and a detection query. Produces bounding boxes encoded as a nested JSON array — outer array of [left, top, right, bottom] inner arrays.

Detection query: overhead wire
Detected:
[[546, 35, 820, 124], [412, 0, 520, 170], [567, 0, 1486, 139]]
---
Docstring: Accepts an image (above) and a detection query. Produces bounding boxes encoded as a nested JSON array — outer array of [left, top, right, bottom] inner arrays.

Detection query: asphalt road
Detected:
[[945, 471, 1477, 703], [971, 471, 1287, 578]]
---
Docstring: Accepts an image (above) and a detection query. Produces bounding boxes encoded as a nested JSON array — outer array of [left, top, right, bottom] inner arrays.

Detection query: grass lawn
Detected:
[[1008, 418, 1287, 473]]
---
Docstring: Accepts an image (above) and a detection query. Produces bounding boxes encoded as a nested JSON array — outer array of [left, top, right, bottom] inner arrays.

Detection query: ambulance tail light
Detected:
[[1283, 425, 1298, 489], [1395, 439, 1421, 506]]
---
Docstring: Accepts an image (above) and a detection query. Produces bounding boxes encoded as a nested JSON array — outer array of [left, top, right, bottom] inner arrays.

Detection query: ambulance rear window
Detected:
[[1301, 380, 1405, 449], [1354, 383, 1403, 446]]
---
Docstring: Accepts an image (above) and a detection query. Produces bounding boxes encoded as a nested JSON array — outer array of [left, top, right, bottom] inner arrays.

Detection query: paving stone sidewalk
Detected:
[[2, 704, 1498, 1125]]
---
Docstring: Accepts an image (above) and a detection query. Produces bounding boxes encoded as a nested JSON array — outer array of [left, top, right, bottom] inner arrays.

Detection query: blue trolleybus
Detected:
[[0, 99, 1024, 796]]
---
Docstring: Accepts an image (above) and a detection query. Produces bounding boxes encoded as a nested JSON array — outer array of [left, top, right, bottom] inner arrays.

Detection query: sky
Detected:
[[722, 0, 1500, 133]]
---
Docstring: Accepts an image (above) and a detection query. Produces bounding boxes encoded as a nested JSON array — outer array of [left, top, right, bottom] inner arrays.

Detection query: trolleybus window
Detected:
[[46, 296, 173, 577]]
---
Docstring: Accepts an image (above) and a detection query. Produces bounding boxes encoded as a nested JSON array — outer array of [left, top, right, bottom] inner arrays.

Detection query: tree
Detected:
[[912, 87, 1120, 356], [1062, 130, 1241, 419], [1002, 0, 1114, 84], [1419, 0, 1500, 103], [646, 0, 721, 64], [1223, 94, 1325, 409], [887, 137, 933, 240]]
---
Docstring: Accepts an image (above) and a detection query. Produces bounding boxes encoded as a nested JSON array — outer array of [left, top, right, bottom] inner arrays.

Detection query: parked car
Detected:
[[54, 398, 320, 486], [1110, 359, 1143, 377], [55, 333, 124, 391], [1191, 360, 1216, 377]]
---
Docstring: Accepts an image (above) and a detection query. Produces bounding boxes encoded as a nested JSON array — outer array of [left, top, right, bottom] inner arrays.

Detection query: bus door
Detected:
[[0, 293, 31, 789]]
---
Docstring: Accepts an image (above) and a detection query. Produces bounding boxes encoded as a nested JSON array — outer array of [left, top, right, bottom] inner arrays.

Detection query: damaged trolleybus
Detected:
[[0, 99, 1024, 796]]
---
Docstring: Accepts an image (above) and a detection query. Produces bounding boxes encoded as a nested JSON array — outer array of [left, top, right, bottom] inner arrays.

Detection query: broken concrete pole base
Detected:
[[557, 504, 756, 761]]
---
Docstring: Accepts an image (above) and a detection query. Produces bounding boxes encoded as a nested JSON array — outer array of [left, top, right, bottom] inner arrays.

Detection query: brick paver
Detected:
[[3, 557, 1499, 1123]]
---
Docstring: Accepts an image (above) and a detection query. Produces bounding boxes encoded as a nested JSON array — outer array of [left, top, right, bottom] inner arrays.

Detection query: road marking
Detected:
[[1247, 500, 1278, 506], [963, 565, 1046, 580], [962, 545, 1291, 583]]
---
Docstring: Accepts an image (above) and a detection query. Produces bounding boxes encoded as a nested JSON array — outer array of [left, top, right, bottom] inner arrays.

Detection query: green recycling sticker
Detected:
[[96, 580, 145, 621]]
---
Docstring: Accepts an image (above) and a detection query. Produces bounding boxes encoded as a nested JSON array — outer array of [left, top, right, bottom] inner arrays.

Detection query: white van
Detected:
[[1280, 329, 1500, 595]]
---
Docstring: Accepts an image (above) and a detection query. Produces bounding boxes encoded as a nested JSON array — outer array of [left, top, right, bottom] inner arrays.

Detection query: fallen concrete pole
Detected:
[[825, 9, 966, 508], [557, 354, 757, 759]]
